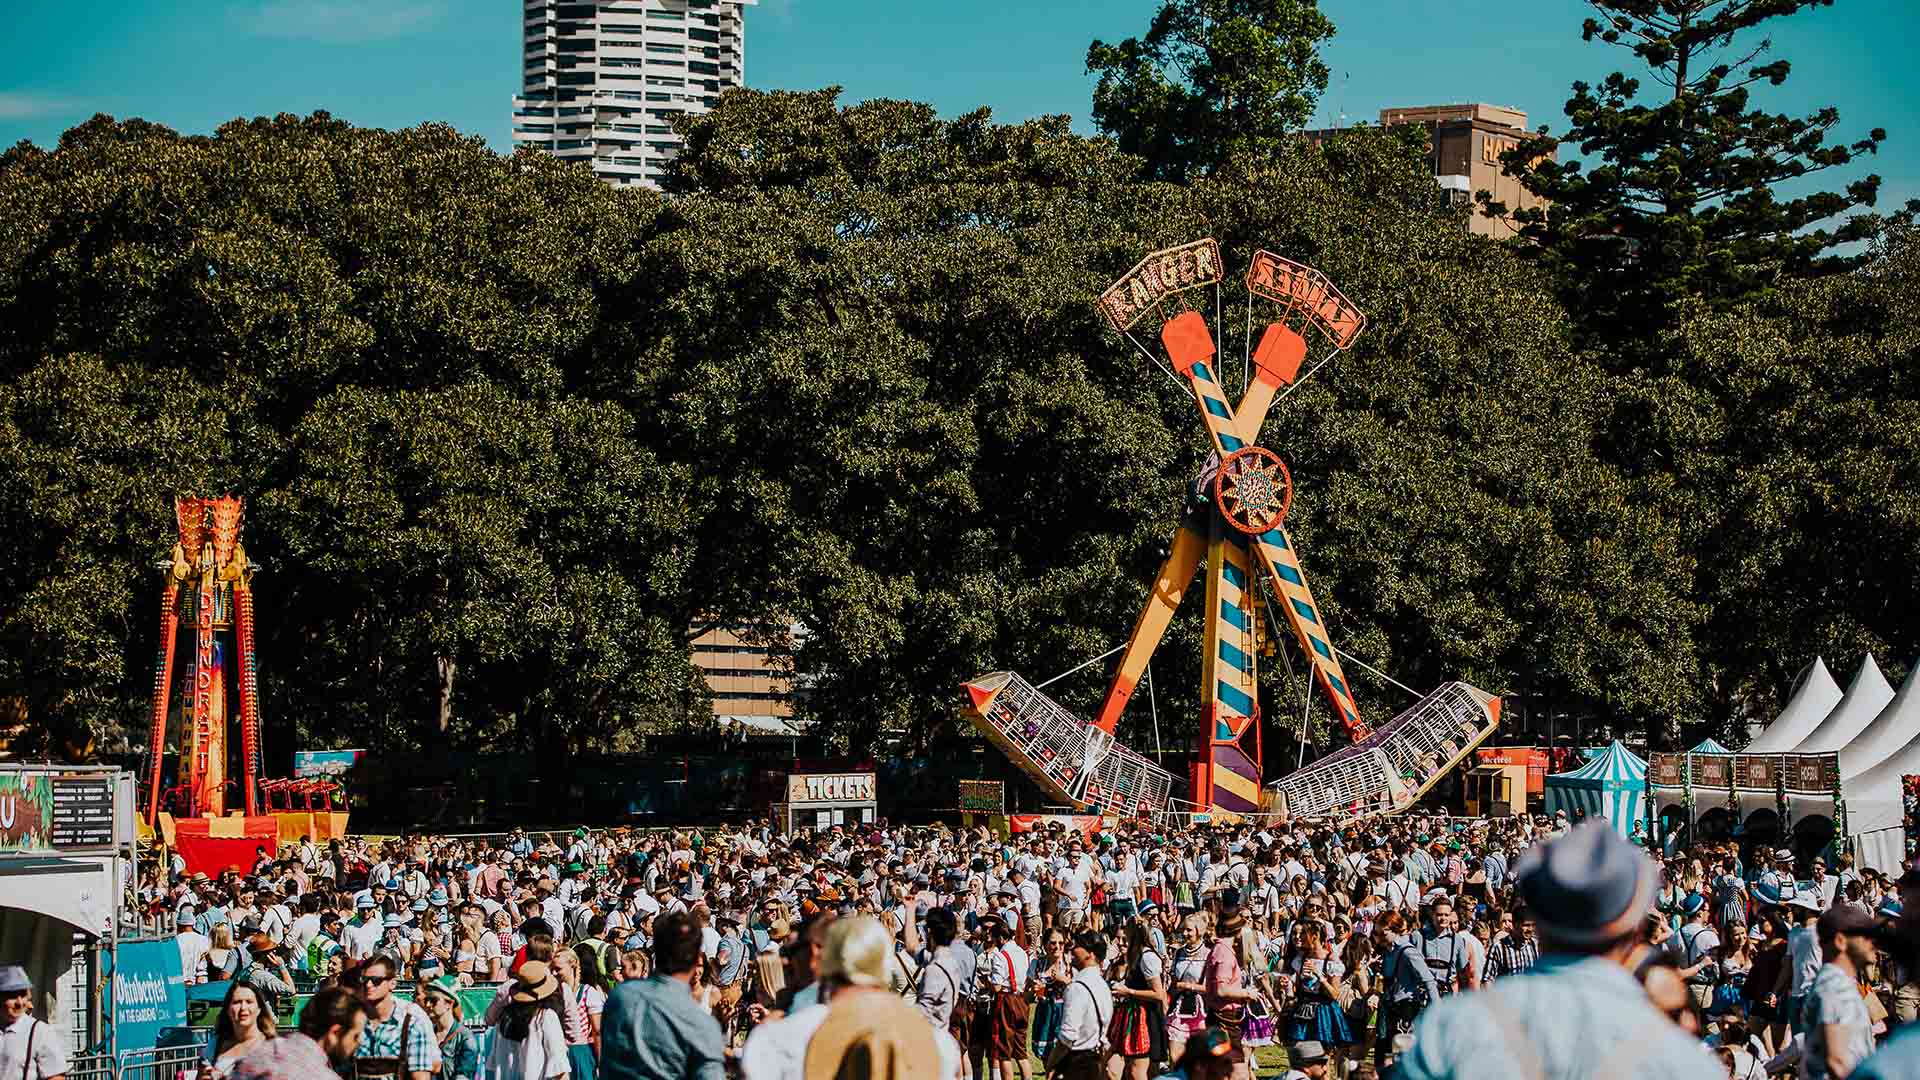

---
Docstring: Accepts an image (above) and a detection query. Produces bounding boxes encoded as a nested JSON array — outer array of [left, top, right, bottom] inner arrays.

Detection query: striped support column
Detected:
[[1247, 524, 1371, 741], [147, 587, 180, 822], [1201, 526, 1263, 816], [236, 586, 261, 817]]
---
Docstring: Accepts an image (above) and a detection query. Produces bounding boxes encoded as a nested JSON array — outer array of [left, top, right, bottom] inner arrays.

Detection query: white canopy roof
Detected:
[[1745, 656, 1843, 752], [1838, 659, 1920, 779], [0, 854, 113, 935], [1793, 654, 1893, 753]]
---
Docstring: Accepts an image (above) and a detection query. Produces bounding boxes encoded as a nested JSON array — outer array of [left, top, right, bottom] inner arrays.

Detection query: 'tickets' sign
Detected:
[[787, 773, 876, 804]]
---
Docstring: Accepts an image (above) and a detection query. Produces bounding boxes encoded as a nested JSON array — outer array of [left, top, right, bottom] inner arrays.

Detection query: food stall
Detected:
[[771, 772, 877, 833]]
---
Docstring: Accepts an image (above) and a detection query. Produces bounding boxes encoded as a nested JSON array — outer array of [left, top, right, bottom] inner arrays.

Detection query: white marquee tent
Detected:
[[1746, 656, 1844, 752], [1711, 655, 1920, 873], [1838, 661, 1920, 780], [1792, 653, 1892, 753]]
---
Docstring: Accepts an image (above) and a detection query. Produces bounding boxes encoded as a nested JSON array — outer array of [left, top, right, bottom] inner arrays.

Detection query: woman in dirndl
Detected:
[[1106, 921, 1168, 1080], [1236, 925, 1279, 1060], [1165, 912, 1211, 1063], [1028, 928, 1073, 1061], [1278, 921, 1356, 1075]]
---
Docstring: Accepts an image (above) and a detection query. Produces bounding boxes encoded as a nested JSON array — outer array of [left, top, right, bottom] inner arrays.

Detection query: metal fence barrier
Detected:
[[67, 1054, 117, 1080], [118, 1045, 204, 1080]]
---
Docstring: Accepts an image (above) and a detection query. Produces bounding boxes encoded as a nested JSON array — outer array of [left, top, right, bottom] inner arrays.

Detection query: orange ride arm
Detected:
[[1093, 523, 1206, 733]]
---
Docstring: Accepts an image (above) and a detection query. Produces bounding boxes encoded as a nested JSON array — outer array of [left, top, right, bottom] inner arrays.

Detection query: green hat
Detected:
[[567, 862, 585, 873], [1415, 834, 1429, 844], [421, 975, 462, 1012], [573, 827, 588, 838]]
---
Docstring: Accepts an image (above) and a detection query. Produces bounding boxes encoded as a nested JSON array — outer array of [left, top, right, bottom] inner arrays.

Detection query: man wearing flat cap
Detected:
[[1396, 823, 1722, 1080], [0, 966, 65, 1080]]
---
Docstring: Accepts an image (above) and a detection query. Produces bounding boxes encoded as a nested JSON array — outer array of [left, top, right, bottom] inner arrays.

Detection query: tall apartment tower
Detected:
[[513, 0, 754, 188]]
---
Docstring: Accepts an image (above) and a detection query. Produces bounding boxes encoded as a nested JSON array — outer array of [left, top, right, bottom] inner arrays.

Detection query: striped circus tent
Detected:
[[1688, 738, 1732, 754], [1543, 740, 1649, 838]]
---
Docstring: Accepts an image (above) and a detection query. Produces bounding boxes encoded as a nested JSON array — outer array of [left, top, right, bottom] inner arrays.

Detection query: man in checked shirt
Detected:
[[1487, 910, 1539, 982]]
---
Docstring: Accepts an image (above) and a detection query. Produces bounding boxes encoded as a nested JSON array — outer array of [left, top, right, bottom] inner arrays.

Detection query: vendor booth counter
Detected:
[[771, 772, 877, 833]]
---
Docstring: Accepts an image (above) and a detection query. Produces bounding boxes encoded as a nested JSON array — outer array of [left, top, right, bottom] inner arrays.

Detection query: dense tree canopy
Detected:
[[1087, 0, 1336, 182], [0, 64, 1912, 771]]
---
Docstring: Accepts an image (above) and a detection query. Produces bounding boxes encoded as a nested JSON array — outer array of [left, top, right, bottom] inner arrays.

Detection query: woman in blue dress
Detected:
[[1028, 928, 1072, 1061], [1279, 921, 1356, 1070]]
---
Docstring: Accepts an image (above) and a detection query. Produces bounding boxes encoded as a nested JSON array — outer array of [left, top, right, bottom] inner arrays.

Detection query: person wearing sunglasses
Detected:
[[344, 954, 440, 1080]]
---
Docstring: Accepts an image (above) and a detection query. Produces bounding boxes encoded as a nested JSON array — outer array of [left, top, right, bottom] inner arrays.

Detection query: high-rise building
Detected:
[[1375, 104, 1554, 238], [693, 625, 803, 737], [513, 0, 754, 189]]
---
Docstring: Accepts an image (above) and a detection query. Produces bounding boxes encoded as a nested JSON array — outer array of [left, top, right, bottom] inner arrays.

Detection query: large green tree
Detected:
[[657, 89, 1700, 757], [1087, 0, 1336, 182], [0, 113, 708, 757], [1484, 0, 1910, 348], [1657, 228, 1920, 735]]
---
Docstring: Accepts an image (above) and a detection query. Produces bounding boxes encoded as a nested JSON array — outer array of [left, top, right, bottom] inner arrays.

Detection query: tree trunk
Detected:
[[434, 655, 456, 737]]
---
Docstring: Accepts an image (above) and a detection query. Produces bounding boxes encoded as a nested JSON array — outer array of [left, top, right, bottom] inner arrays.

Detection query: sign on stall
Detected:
[[787, 773, 876, 803]]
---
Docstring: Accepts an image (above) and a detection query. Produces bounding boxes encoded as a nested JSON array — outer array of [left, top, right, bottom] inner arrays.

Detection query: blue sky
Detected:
[[1, 0, 1912, 207]]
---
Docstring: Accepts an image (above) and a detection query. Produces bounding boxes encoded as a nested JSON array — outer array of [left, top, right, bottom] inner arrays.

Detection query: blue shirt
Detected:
[[601, 974, 725, 1080], [1398, 954, 1723, 1080]]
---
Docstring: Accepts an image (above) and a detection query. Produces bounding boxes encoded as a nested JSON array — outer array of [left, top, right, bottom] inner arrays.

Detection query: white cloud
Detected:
[[229, 0, 450, 44], [0, 93, 82, 120]]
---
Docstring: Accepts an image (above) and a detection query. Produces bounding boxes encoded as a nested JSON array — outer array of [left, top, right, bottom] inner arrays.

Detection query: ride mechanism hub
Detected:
[[1213, 446, 1292, 535]]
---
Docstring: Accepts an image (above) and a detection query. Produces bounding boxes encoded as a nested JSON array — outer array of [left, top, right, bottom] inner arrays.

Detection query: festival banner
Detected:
[[292, 749, 364, 779], [114, 938, 187, 1050]]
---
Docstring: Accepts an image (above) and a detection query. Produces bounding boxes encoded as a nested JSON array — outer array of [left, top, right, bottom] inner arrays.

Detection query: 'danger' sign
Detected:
[[788, 773, 876, 804]]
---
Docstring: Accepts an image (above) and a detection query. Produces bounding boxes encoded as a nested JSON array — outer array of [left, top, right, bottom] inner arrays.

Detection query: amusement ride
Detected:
[[965, 240, 1502, 824], [142, 496, 347, 870]]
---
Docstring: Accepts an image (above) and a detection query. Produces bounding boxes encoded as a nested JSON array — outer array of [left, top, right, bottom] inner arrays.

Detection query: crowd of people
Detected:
[[118, 807, 1920, 1080]]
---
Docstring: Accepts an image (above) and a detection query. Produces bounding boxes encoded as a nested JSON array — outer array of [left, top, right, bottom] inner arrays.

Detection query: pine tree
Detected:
[[1483, 0, 1912, 347]]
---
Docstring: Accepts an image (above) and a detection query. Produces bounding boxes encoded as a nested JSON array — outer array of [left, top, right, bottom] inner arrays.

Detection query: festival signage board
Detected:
[[292, 749, 364, 779], [958, 780, 1005, 812], [1476, 747, 1547, 795], [785, 773, 876, 804], [1693, 755, 1731, 788], [114, 938, 187, 1050], [1096, 240, 1225, 332], [1647, 751, 1838, 794], [1649, 754, 1685, 787], [0, 769, 124, 854]]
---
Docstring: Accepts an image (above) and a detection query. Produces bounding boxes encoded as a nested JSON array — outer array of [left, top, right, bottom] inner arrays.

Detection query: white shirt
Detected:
[[286, 914, 322, 964], [983, 942, 1030, 992], [343, 919, 384, 961], [176, 930, 211, 984], [740, 1001, 960, 1080], [482, 1005, 567, 1080], [1056, 966, 1113, 1052], [1788, 925, 1823, 997], [0, 1015, 68, 1080]]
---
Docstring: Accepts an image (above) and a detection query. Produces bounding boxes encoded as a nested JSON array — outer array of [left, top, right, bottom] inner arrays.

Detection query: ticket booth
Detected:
[[772, 772, 877, 833]]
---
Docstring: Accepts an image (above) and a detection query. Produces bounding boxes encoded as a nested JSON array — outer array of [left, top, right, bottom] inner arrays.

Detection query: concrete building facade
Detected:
[[1376, 104, 1554, 238], [513, 0, 754, 189], [691, 625, 797, 730]]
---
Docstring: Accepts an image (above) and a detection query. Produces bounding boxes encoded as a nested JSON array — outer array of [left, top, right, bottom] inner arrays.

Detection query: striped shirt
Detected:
[[1489, 938, 1538, 980]]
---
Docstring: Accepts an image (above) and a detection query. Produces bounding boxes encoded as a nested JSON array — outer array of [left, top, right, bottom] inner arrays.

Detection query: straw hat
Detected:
[[817, 916, 890, 988], [510, 961, 560, 1003]]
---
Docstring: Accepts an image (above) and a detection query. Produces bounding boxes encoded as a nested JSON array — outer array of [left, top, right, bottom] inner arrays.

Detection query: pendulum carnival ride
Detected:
[[964, 241, 1502, 823], [143, 496, 347, 871]]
